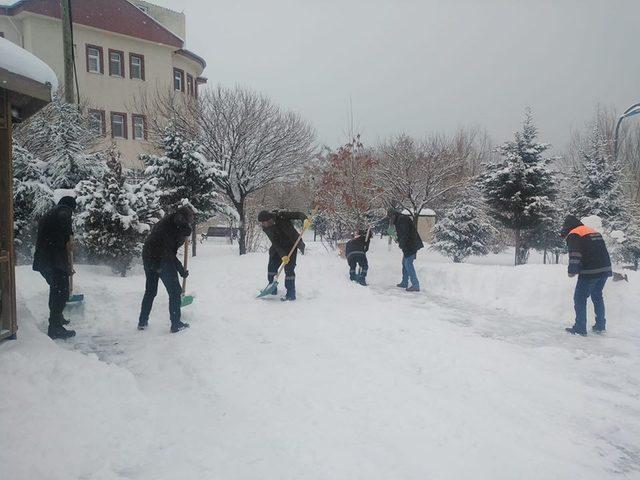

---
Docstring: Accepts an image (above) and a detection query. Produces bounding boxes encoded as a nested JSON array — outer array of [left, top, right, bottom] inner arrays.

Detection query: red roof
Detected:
[[1, 0, 184, 48]]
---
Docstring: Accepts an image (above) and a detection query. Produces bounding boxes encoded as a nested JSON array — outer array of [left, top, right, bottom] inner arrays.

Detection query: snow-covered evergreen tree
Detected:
[[481, 109, 558, 265], [12, 144, 54, 261], [572, 127, 630, 230], [75, 148, 162, 276], [570, 126, 640, 265], [141, 125, 226, 256], [431, 188, 495, 263], [14, 93, 105, 189]]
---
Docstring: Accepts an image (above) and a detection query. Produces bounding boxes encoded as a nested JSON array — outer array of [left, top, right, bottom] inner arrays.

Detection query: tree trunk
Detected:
[[191, 222, 197, 257], [514, 228, 530, 266], [543, 248, 547, 265], [236, 198, 247, 255]]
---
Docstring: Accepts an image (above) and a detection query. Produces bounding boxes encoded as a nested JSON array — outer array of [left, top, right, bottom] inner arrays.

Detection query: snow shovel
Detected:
[[181, 238, 195, 307], [257, 215, 313, 299], [67, 238, 84, 304]]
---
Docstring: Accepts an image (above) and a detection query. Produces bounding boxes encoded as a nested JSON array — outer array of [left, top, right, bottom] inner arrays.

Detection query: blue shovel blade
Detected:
[[67, 294, 84, 304], [257, 280, 279, 298]]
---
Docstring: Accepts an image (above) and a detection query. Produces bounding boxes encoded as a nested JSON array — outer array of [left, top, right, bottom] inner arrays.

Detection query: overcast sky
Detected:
[[153, 0, 640, 153]]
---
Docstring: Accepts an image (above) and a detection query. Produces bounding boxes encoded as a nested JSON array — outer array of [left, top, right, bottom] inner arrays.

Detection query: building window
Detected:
[[173, 68, 184, 92], [86, 44, 103, 74], [132, 114, 146, 140], [186, 74, 194, 96], [88, 109, 105, 135], [109, 49, 124, 77], [129, 53, 145, 80], [110, 112, 127, 139]]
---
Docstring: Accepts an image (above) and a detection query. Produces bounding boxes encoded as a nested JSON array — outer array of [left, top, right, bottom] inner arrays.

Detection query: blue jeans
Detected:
[[401, 254, 419, 288], [573, 275, 608, 333], [139, 258, 182, 326]]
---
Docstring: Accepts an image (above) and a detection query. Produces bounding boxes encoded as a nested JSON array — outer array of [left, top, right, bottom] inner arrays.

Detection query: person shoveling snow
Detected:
[[345, 228, 371, 286], [32, 196, 78, 340], [561, 215, 613, 336], [137, 206, 194, 333], [257, 210, 310, 301]]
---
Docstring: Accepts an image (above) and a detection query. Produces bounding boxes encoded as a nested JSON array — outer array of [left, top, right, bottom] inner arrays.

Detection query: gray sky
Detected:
[[153, 0, 640, 153]]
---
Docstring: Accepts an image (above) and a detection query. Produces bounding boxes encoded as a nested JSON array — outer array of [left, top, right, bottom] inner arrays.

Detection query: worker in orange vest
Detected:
[[560, 215, 612, 336]]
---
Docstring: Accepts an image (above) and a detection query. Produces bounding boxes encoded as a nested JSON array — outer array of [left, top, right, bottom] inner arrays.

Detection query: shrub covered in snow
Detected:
[[431, 190, 495, 263], [75, 148, 162, 276], [12, 144, 55, 262], [141, 125, 226, 255]]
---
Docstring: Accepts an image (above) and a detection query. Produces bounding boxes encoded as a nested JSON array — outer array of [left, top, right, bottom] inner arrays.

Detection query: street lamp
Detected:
[[614, 102, 640, 159]]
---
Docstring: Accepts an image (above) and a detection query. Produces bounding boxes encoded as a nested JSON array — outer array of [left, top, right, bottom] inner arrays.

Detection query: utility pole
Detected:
[[60, 0, 75, 104]]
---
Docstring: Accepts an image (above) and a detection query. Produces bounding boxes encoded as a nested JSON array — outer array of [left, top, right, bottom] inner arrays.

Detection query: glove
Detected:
[[180, 270, 189, 279], [303, 219, 312, 230], [387, 226, 397, 239], [281, 256, 290, 265]]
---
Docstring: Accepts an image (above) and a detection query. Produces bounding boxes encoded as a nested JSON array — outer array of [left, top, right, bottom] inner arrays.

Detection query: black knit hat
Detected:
[[257, 210, 274, 222], [560, 215, 582, 237], [58, 196, 77, 210]]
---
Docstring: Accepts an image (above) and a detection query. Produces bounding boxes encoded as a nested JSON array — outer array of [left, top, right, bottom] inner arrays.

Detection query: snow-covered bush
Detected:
[[141, 125, 226, 256], [12, 144, 54, 262], [14, 93, 105, 189], [481, 109, 558, 265], [75, 148, 162, 276], [431, 192, 495, 263]]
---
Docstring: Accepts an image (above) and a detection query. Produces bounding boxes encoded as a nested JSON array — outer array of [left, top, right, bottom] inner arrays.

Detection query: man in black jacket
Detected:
[[33, 196, 77, 339], [561, 215, 612, 336], [258, 210, 309, 301], [138, 206, 194, 333], [345, 228, 371, 286], [388, 209, 424, 292]]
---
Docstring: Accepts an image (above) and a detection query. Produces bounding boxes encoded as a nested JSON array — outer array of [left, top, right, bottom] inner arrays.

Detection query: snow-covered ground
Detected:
[[2, 238, 640, 479]]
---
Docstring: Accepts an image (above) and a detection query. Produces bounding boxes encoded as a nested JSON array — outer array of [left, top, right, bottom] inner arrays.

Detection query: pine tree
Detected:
[[141, 125, 226, 256], [12, 144, 55, 261], [481, 109, 558, 265], [75, 148, 162, 276], [431, 188, 495, 263], [14, 94, 105, 189], [572, 127, 630, 230]]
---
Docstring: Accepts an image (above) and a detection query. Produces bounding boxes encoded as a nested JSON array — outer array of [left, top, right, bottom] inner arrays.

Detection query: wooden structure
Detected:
[[403, 208, 437, 243], [0, 38, 55, 340]]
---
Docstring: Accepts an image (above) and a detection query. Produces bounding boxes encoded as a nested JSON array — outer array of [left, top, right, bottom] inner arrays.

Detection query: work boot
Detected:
[[565, 327, 587, 336], [170, 321, 190, 333], [358, 273, 368, 286], [137, 320, 148, 331], [592, 325, 606, 334], [349, 271, 357, 281], [396, 282, 408, 288], [406, 285, 420, 292], [283, 278, 296, 301], [48, 324, 76, 340]]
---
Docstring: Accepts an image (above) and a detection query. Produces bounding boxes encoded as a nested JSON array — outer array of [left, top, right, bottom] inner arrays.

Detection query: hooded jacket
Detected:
[[345, 230, 371, 258], [562, 216, 612, 278], [32, 198, 75, 274], [142, 208, 192, 273], [394, 213, 424, 257], [262, 211, 307, 257]]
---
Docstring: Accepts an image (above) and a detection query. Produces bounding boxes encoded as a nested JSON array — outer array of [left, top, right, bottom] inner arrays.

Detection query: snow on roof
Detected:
[[0, 37, 58, 92], [402, 208, 436, 216]]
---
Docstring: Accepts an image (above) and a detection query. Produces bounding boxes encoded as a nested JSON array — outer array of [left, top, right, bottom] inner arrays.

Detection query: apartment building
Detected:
[[0, 0, 207, 168]]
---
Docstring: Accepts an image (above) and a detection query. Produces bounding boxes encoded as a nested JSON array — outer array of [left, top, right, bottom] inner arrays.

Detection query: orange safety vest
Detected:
[[569, 225, 597, 237]]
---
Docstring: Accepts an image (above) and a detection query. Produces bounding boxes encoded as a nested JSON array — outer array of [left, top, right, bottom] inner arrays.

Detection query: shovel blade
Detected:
[[67, 293, 84, 304], [181, 294, 195, 308], [257, 280, 279, 298]]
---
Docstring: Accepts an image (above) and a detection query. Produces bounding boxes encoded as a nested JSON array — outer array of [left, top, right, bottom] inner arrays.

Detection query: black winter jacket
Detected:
[[395, 215, 423, 257], [263, 211, 307, 257], [33, 205, 74, 274], [566, 224, 612, 278], [142, 210, 192, 274], [345, 232, 371, 258]]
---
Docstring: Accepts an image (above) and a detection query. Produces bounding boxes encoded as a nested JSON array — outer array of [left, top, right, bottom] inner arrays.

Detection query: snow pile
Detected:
[[0, 37, 58, 90]]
